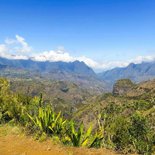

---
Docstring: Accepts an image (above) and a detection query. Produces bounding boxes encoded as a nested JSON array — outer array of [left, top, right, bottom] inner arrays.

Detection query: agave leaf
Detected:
[[62, 119, 67, 125], [70, 121, 75, 135], [49, 126, 54, 132], [27, 112, 37, 126], [89, 132, 104, 148], [86, 124, 92, 138], [73, 133, 78, 146], [76, 123, 83, 146], [82, 138, 89, 147]]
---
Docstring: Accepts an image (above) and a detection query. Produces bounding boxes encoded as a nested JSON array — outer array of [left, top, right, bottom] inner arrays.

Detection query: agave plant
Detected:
[[27, 106, 66, 135], [66, 120, 92, 147], [48, 111, 66, 135]]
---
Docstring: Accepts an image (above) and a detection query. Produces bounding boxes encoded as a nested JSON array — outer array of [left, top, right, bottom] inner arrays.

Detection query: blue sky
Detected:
[[0, 0, 155, 71]]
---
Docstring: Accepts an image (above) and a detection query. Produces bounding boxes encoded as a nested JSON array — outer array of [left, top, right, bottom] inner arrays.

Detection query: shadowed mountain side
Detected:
[[98, 61, 155, 88], [0, 57, 108, 93]]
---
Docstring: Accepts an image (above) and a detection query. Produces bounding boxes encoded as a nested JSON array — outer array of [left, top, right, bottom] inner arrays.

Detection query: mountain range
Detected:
[[0, 56, 155, 92], [0, 57, 95, 76], [98, 61, 155, 86], [0, 57, 107, 93]]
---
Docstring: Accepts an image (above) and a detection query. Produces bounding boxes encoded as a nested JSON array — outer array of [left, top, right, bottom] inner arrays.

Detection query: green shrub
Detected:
[[130, 112, 154, 154], [134, 100, 152, 110], [112, 116, 132, 151]]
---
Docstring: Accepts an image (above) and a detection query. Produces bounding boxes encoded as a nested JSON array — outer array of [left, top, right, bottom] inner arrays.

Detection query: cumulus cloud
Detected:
[[96, 55, 155, 70], [0, 35, 31, 59], [4, 35, 32, 54], [32, 49, 155, 71], [15, 35, 32, 53], [0, 35, 155, 71], [131, 55, 155, 64], [32, 49, 75, 62]]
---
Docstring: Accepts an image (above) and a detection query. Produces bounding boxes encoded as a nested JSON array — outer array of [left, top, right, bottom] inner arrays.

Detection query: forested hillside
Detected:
[[1, 77, 155, 154]]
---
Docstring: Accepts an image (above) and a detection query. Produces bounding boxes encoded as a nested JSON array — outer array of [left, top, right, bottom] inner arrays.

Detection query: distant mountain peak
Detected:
[[98, 60, 155, 88], [0, 56, 97, 78], [0, 56, 107, 93]]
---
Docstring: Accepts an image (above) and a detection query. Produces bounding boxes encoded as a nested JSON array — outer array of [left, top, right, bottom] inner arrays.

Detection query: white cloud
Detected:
[[77, 56, 99, 68], [33, 49, 75, 62], [0, 44, 9, 58], [4, 35, 32, 54], [0, 35, 155, 71], [0, 35, 32, 60], [32, 49, 155, 71], [97, 55, 155, 70], [131, 55, 155, 64], [15, 35, 32, 53], [0, 44, 7, 53]]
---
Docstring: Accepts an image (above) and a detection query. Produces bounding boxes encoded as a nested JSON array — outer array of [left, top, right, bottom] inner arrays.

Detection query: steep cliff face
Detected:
[[112, 79, 135, 96], [112, 78, 155, 98]]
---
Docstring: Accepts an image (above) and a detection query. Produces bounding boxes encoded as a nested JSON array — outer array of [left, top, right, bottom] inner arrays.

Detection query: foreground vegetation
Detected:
[[1, 77, 155, 154]]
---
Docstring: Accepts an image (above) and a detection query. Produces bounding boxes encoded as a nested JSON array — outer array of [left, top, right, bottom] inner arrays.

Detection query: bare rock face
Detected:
[[113, 79, 135, 96]]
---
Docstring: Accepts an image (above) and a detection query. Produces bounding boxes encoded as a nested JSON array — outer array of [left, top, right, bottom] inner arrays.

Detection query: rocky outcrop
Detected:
[[113, 79, 135, 96], [113, 78, 155, 98]]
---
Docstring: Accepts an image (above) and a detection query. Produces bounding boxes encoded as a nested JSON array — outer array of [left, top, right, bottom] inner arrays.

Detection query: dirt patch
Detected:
[[0, 125, 119, 155]]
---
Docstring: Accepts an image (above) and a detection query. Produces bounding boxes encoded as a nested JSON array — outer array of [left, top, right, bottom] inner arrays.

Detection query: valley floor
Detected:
[[0, 125, 120, 155]]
